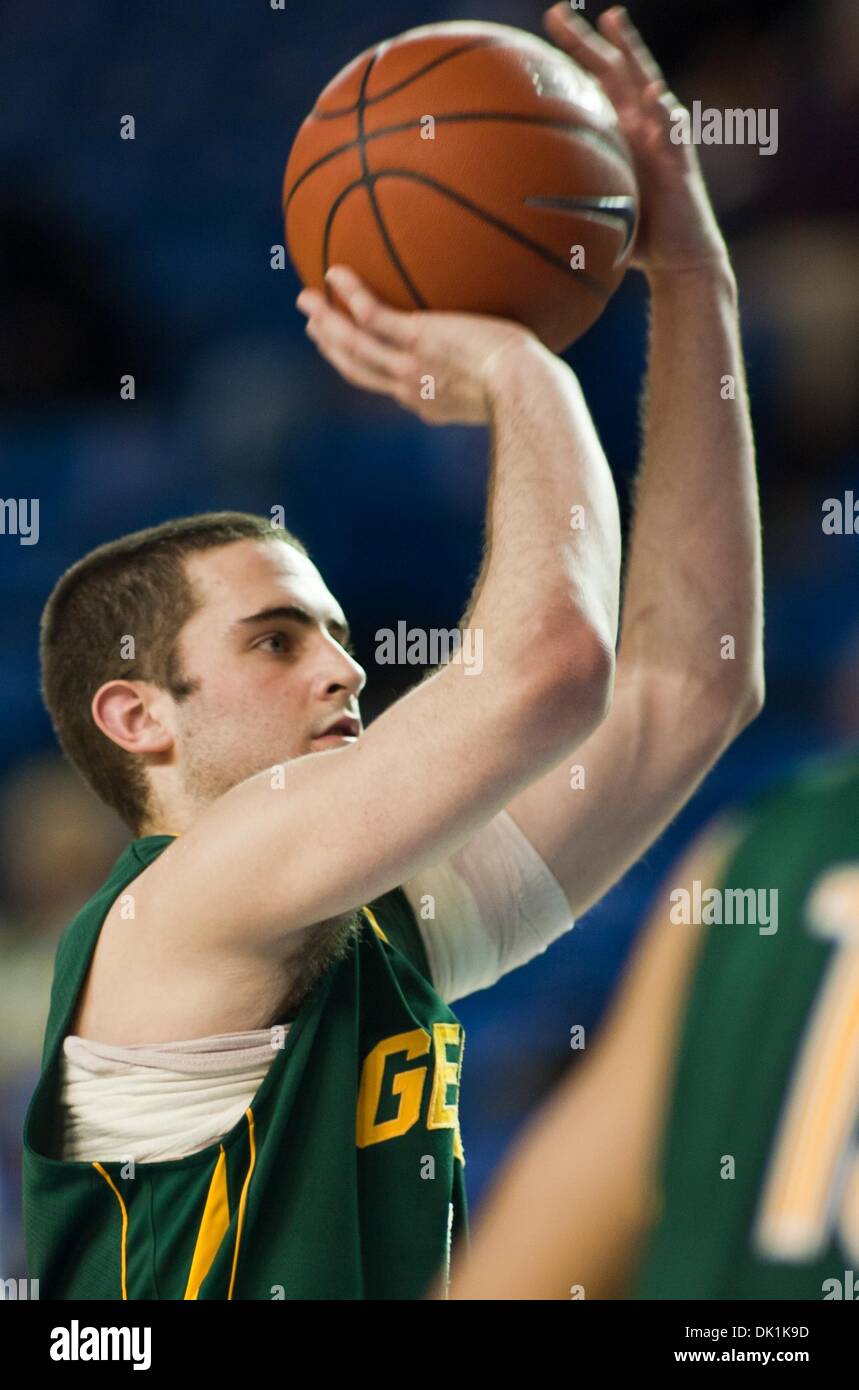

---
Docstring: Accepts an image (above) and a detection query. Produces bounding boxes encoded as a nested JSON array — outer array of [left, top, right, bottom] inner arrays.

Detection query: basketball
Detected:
[[283, 21, 639, 352]]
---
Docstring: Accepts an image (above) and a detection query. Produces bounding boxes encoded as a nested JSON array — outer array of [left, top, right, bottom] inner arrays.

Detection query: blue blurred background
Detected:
[[1, 0, 857, 1278]]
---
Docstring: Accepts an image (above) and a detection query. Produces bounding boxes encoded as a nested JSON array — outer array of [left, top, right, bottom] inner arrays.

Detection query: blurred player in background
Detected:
[[23, 5, 762, 1299], [449, 749, 859, 1299]]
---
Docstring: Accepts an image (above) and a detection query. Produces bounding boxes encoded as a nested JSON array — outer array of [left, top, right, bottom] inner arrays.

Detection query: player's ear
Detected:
[[91, 680, 174, 757]]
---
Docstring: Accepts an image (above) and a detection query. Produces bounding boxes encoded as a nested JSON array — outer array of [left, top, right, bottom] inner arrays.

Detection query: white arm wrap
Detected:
[[401, 810, 574, 1003]]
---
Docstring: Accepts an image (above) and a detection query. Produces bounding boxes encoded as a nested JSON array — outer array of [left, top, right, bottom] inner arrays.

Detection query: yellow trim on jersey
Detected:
[[93, 1161, 129, 1300], [227, 1109, 257, 1299], [184, 1146, 230, 1300], [362, 905, 389, 943]]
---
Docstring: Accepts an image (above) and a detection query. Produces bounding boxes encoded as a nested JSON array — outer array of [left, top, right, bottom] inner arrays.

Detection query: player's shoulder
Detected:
[[57, 837, 163, 947]]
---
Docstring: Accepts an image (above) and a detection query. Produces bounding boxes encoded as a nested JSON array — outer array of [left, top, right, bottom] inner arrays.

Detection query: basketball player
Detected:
[[448, 750, 859, 1300], [23, 5, 762, 1299]]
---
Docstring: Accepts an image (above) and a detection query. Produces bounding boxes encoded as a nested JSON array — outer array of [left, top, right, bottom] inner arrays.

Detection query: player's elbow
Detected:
[[716, 662, 766, 743], [569, 624, 616, 732], [529, 617, 616, 742], [738, 669, 766, 729]]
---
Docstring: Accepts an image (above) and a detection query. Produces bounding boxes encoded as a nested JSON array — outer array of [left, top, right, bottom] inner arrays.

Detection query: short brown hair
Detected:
[[40, 511, 308, 832]]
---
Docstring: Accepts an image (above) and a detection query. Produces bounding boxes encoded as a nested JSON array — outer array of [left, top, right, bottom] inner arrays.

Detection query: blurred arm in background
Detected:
[[447, 819, 740, 1299]]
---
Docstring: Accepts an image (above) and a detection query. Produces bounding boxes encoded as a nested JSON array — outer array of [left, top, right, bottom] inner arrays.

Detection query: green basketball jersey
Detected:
[[23, 836, 467, 1300], [634, 752, 859, 1300]]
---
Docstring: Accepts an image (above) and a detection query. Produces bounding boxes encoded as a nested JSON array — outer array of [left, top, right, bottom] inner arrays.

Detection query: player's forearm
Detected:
[[620, 262, 764, 720], [464, 337, 622, 690]]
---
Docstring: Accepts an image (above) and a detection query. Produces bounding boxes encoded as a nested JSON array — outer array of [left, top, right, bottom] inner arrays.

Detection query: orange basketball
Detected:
[[283, 21, 638, 353]]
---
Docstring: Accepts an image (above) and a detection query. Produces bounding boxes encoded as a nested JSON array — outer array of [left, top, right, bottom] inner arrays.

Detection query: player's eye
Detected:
[[255, 629, 355, 658], [257, 632, 293, 655]]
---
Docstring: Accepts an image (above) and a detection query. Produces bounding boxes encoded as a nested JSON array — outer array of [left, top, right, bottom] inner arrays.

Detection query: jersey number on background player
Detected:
[[755, 865, 859, 1262]]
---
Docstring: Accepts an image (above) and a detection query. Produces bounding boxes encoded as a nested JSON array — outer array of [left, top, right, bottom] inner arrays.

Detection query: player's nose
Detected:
[[315, 636, 367, 698]]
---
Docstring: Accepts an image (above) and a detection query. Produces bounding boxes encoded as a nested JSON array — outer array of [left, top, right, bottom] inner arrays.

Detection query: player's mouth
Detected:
[[309, 714, 361, 749]]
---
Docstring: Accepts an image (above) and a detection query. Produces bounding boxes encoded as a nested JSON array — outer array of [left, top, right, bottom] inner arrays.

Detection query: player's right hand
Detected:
[[296, 265, 536, 426], [543, 4, 728, 279]]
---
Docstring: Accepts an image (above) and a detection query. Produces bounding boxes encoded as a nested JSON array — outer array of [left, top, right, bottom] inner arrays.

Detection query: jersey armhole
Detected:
[[366, 887, 434, 986]]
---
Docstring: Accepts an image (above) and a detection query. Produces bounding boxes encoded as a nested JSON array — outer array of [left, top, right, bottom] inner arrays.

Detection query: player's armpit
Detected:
[[445, 817, 742, 1301]]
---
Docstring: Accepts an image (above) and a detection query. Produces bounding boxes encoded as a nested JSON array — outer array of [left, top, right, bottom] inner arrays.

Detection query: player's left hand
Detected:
[[295, 265, 535, 425], [543, 4, 729, 278]]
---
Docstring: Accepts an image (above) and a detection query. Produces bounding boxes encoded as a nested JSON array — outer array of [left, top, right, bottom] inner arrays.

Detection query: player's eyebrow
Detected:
[[235, 604, 351, 647]]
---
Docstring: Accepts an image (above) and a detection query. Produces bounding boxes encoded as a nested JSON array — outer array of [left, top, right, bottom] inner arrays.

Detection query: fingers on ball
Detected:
[[306, 312, 419, 402]]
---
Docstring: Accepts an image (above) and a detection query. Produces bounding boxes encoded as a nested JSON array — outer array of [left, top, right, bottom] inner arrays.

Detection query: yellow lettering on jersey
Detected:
[[356, 1028, 431, 1147], [427, 1023, 465, 1162]]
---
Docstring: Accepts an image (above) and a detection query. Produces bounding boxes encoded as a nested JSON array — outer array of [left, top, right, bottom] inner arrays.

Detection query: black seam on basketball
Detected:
[[321, 179, 366, 293], [319, 60, 375, 303], [524, 195, 637, 260], [368, 169, 610, 300], [311, 38, 503, 119], [283, 112, 631, 214], [356, 53, 426, 309], [425, 112, 630, 167]]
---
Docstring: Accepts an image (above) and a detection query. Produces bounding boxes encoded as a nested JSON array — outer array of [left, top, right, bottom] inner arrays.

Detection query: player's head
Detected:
[[40, 512, 366, 835]]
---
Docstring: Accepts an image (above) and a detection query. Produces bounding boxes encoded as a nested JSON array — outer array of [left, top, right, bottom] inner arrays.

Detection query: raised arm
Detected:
[[139, 276, 622, 956], [487, 5, 764, 921]]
